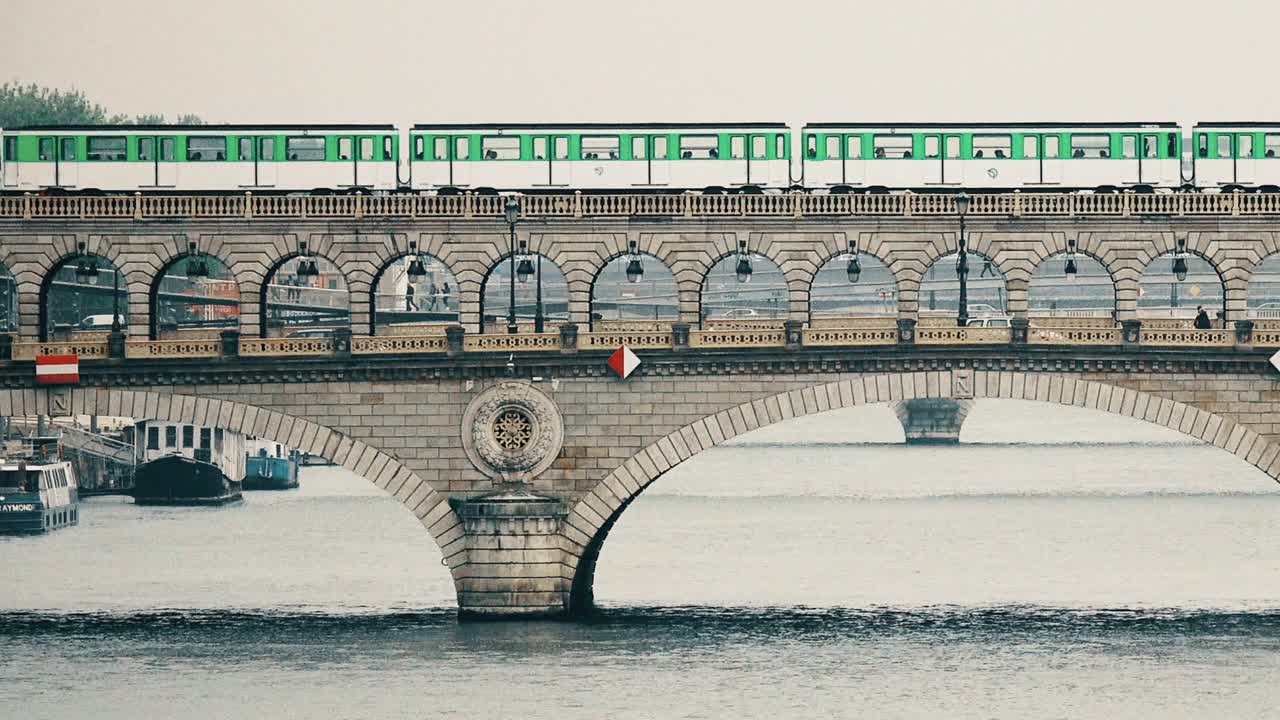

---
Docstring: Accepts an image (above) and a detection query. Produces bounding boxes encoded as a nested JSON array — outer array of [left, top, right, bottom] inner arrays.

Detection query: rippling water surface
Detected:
[[3, 400, 1279, 719]]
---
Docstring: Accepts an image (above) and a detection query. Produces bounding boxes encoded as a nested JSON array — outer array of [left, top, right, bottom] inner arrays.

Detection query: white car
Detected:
[[965, 316, 1012, 328]]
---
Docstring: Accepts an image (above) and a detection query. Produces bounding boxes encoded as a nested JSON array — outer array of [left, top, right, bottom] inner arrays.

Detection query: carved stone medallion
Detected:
[[461, 381, 564, 482]]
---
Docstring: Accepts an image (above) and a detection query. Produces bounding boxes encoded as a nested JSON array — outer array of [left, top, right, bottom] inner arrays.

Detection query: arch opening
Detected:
[[1137, 252, 1224, 325], [809, 252, 897, 321], [371, 253, 460, 335], [919, 251, 1007, 321], [40, 254, 128, 341], [149, 254, 240, 340], [700, 253, 787, 326], [479, 253, 569, 334], [1028, 252, 1116, 320], [1246, 253, 1280, 319], [261, 255, 351, 339], [589, 252, 678, 330], [0, 261, 15, 333]]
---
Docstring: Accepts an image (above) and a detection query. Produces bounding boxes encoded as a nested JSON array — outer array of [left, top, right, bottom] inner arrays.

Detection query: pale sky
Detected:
[[3, 0, 1277, 129]]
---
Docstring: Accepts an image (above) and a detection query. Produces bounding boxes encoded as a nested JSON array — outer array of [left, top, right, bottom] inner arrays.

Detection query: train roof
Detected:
[[802, 122, 1179, 129], [412, 122, 788, 130], [1193, 122, 1280, 128], [6, 124, 397, 132]]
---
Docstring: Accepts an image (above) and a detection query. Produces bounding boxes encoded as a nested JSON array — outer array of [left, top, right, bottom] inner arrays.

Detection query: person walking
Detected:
[[1194, 306, 1212, 329], [405, 284, 416, 311]]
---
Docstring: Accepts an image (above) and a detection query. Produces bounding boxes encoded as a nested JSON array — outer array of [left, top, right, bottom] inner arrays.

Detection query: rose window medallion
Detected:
[[460, 382, 565, 482], [493, 409, 534, 451]]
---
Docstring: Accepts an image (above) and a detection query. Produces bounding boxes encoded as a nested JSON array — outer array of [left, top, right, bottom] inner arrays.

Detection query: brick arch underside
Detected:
[[0, 388, 465, 576], [563, 371, 1280, 613]]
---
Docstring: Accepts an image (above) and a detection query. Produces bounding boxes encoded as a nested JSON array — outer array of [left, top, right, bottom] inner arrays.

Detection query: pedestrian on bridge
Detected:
[[1194, 306, 1212, 329]]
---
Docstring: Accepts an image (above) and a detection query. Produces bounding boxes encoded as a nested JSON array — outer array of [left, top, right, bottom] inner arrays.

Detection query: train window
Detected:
[[1198, 134, 1209, 158], [1142, 136, 1158, 159], [1044, 136, 1059, 159], [86, 136, 126, 161], [260, 137, 275, 161], [1023, 136, 1039, 159], [1070, 134, 1109, 159], [165, 426, 177, 448], [433, 137, 447, 161], [1121, 136, 1136, 159], [187, 136, 225, 161], [1266, 135, 1280, 158], [382, 136, 392, 160], [946, 136, 960, 160], [1239, 134, 1253, 159], [581, 135, 619, 160], [287, 137, 326, 161], [239, 138, 253, 162], [38, 138, 54, 161], [413, 137, 425, 161], [653, 137, 668, 160], [453, 136, 470, 160], [533, 137, 548, 161], [846, 136, 861, 159], [1217, 135, 1232, 159], [752, 136, 767, 160], [972, 135, 1011, 159], [359, 137, 375, 161], [61, 138, 76, 161], [481, 136, 520, 160], [632, 137, 646, 160], [338, 138, 353, 161], [825, 136, 840, 160], [3, 136, 15, 161], [679, 135, 718, 159], [146, 427, 159, 450], [924, 136, 940, 159], [182, 426, 194, 448], [160, 138, 176, 161], [554, 137, 569, 160], [137, 137, 153, 161], [730, 136, 745, 160], [806, 135, 818, 159], [1167, 134, 1178, 158], [872, 135, 912, 159]]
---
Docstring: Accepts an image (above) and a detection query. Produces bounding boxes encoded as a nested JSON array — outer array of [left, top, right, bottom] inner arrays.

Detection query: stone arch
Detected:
[[1027, 251, 1117, 318], [918, 249, 1009, 316], [369, 251, 460, 335], [698, 250, 789, 324], [563, 370, 1279, 613], [0, 387, 465, 576], [808, 247, 900, 320], [1245, 252, 1280, 317], [478, 251, 570, 333], [1136, 250, 1226, 322], [258, 250, 352, 338], [148, 251, 241, 340], [0, 257, 16, 332], [588, 251, 678, 328], [39, 251, 134, 341]]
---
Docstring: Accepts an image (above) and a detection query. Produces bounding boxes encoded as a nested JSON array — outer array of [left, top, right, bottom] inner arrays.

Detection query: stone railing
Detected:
[[689, 328, 787, 348], [7, 191, 1280, 221], [1028, 316, 1117, 328], [1138, 328, 1233, 347], [1028, 326, 1123, 345], [125, 339, 221, 359], [808, 316, 899, 329], [593, 319, 675, 333], [917, 326, 1014, 344], [579, 331, 674, 350], [12, 340, 110, 360], [240, 337, 336, 356], [1251, 328, 1280, 346], [351, 334, 448, 355], [703, 318, 788, 331], [463, 333, 561, 352], [803, 326, 899, 346]]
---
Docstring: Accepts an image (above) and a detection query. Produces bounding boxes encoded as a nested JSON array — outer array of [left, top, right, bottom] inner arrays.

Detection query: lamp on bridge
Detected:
[[625, 240, 644, 283], [955, 192, 970, 327], [1172, 237, 1189, 282], [74, 258, 100, 285], [406, 239, 427, 280], [504, 197, 520, 334], [734, 239, 753, 283], [185, 241, 209, 278], [846, 240, 862, 283]]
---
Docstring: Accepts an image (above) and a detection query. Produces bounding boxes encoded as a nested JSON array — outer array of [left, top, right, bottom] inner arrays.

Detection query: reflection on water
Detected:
[[2, 399, 1279, 719]]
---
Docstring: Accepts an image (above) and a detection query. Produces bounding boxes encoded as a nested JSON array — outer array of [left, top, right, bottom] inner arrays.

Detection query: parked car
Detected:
[[719, 308, 761, 319], [965, 316, 1013, 328]]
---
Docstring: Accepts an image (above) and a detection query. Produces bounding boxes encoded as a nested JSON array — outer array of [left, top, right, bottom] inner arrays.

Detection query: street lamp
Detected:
[[407, 255, 427, 280], [1172, 237, 1189, 282], [504, 197, 520, 334], [734, 240, 753, 283], [625, 240, 644, 283], [75, 258, 99, 285], [110, 265, 122, 332], [955, 192, 970, 327], [846, 240, 862, 284], [1064, 256, 1078, 282]]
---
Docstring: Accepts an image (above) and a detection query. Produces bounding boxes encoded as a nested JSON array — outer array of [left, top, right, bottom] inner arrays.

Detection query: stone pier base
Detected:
[[451, 488, 571, 620], [892, 399, 974, 444]]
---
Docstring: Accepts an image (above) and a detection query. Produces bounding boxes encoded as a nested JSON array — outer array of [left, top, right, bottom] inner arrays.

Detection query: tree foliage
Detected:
[[0, 82, 203, 127]]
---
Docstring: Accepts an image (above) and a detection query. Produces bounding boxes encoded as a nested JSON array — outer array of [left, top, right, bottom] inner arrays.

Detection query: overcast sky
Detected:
[[4, 0, 1277, 129]]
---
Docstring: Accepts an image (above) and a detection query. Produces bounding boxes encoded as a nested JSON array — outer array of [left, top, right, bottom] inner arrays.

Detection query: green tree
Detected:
[[0, 82, 202, 127]]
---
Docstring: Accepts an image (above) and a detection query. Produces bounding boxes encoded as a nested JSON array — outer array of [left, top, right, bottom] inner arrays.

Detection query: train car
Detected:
[[0, 124, 399, 194], [800, 122, 1182, 191], [408, 123, 790, 192], [1191, 123, 1280, 189]]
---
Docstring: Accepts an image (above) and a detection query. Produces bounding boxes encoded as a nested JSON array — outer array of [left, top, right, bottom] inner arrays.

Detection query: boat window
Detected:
[[86, 136, 126, 161], [825, 136, 840, 160], [872, 135, 913, 159], [286, 136, 326, 161], [581, 135, 620, 160], [182, 425, 194, 449], [481, 136, 520, 160], [973, 135, 1012, 159], [678, 135, 718, 159], [631, 136, 646, 160], [1070, 134, 1110, 159], [199, 428, 211, 449], [147, 427, 159, 450], [165, 426, 177, 448], [187, 136, 226, 161]]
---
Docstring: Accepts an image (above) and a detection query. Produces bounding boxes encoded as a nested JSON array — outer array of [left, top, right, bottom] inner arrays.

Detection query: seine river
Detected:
[[3, 400, 1279, 719]]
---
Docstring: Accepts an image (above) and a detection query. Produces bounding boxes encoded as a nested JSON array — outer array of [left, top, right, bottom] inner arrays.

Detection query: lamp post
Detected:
[[955, 192, 971, 328], [110, 266, 122, 332], [504, 198, 519, 334], [534, 252, 544, 333]]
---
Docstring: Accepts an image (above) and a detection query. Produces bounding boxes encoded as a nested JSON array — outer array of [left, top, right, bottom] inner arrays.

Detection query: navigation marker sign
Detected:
[[35, 355, 79, 386], [607, 346, 640, 379], [1271, 349, 1280, 374]]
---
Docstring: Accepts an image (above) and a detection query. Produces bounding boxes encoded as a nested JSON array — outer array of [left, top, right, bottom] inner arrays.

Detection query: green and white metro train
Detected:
[[1, 121, 1278, 194]]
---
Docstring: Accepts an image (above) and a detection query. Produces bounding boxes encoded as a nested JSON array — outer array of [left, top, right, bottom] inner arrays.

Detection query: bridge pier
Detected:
[[451, 488, 572, 620], [893, 399, 974, 444]]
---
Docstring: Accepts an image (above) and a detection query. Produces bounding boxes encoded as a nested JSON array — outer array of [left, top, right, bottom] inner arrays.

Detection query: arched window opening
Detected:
[[701, 253, 787, 325], [918, 252, 1006, 323], [590, 253, 678, 330], [373, 255, 460, 335], [809, 254, 897, 321], [152, 255, 239, 339], [1247, 254, 1280, 320], [262, 257, 350, 338], [1028, 253, 1115, 321], [1137, 253, 1224, 327], [42, 255, 128, 340], [480, 254, 569, 334], [0, 263, 16, 333]]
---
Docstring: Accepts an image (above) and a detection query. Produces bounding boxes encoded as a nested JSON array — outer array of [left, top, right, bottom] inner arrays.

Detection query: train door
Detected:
[[450, 136, 471, 186], [1236, 133, 1255, 184], [1023, 136, 1041, 184], [257, 137, 277, 187], [942, 134, 963, 184], [1119, 134, 1139, 185], [1042, 135, 1062, 183], [921, 135, 942, 184], [746, 134, 770, 185], [56, 137, 77, 187], [650, 136, 670, 184], [157, 137, 177, 186], [1137, 133, 1161, 185], [353, 135, 377, 187], [844, 135, 863, 184], [549, 135, 570, 186], [2, 135, 15, 187]]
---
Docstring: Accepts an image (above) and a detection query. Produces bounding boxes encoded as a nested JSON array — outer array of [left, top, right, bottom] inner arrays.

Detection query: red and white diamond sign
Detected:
[[607, 346, 640, 379], [35, 354, 79, 386]]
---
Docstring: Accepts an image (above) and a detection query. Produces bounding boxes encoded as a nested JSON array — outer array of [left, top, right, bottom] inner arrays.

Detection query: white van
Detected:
[[79, 314, 125, 330]]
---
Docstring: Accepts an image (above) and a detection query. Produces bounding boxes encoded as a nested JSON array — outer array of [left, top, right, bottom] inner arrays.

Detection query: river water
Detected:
[[3, 400, 1279, 719]]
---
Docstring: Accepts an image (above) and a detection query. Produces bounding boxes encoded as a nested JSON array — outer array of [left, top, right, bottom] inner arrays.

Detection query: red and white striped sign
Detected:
[[35, 355, 79, 385]]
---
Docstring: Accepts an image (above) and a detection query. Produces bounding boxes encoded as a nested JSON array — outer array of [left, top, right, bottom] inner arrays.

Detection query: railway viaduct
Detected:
[[3, 191, 1280, 618]]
